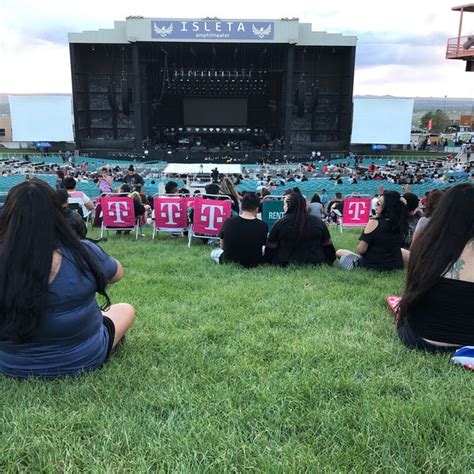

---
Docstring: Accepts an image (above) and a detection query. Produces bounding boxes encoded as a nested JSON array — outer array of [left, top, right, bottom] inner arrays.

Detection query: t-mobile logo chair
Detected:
[[201, 204, 225, 231], [160, 201, 181, 225], [107, 201, 129, 224], [346, 200, 368, 221]]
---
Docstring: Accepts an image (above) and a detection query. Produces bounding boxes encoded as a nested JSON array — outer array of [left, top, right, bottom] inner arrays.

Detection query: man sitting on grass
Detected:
[[211, 192, 268, 268]]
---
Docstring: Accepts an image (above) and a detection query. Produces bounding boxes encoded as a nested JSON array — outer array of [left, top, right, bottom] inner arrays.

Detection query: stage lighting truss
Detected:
[[161, 127, 265, 135], [162, 68, 269, 97]]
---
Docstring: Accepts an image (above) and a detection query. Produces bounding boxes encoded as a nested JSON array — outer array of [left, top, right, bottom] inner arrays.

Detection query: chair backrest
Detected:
[[153, 196, 188, 231], [101, 195, 136, 228], [67, 202, 84, 218], [192, 195, 232, 237], [341, 196, 371, 227], [261, 195, 285, 231]]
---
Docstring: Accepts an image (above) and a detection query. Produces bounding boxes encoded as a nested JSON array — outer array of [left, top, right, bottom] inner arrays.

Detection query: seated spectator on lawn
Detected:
[[309, 192, 324, 219], [98, 167, 114, 194], [204, 183, 220, 196], [220, 176, 240, 214], [402, 192, 421, 249], [165, 180, 178, 195], [57, 189, 87, 239], [336, 191, 407, 271], [327, 192, 344, 223], [64, 177, 94, 220], [211, 192, 268, 268], [398, 183, 474, 351], [0, 179, 135, 379], [265, 192, 336, 266], [411, 189, 444, 246]]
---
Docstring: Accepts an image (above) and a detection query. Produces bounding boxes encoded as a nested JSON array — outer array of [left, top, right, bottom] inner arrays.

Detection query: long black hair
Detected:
[[379, 191, 408, 236], [0, 179, 111, 342], [284, 192, 309, 240], [400, 183, 474, 321]]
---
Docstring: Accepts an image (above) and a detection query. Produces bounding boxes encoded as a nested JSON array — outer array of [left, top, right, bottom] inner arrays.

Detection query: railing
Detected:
[[446, 35, 474, 59]]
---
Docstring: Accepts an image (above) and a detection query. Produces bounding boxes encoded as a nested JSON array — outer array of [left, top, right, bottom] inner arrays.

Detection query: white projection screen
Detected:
[[9, 95, 74, 141], [351, 98, 414, 144]]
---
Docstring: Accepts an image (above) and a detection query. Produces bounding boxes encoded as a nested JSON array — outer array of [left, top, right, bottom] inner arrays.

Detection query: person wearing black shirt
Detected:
[[336, 191, 407, 270], [211, 193, 268, 268], [265, 192, 336, 266], [123, 165, 145, 189], [56, 189, 87, 239], [398, 183, 474, 351]]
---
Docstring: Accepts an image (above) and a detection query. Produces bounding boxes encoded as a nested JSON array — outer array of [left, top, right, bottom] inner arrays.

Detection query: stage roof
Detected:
[[162, 163, 242, 175], [69, 18, 356, 47]]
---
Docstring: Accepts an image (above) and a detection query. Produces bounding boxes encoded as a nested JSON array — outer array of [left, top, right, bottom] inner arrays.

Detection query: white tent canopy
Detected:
[[162, 163, 242, 175]]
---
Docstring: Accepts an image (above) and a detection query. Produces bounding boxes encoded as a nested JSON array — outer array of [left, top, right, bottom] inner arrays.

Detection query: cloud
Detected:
[[0, 0, 473, 96]]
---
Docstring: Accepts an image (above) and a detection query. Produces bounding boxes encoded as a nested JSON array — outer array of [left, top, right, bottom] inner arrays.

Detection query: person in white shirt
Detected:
[[64, 177, 94, 218]]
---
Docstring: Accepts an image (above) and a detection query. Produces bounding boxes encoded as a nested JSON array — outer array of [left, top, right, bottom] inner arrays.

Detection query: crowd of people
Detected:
[[0, 167, 472, 379]]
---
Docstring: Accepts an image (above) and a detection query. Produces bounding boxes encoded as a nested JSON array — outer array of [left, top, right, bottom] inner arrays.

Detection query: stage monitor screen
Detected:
[[9, 95, 74, 141], [183, 98, 247, 126], [351, 98, 414, 145]]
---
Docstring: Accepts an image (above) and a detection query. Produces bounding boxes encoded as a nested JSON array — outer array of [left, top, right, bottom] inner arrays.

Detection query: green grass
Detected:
[[1, 228, 473, 472]]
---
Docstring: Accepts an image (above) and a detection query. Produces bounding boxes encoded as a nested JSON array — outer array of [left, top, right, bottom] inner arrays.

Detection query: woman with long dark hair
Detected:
[[308, 192, 325, 219], [265, 192, 335, 266], [398, 183, 474, 351], [336, 191, 408, 270], [0, 179, 135, 378]]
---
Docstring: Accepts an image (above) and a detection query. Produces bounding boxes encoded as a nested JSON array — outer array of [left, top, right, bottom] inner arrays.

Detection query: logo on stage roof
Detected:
[[252, 24, 272, 39], [153, 23, 173, 38], [151, 20, 274, 41]]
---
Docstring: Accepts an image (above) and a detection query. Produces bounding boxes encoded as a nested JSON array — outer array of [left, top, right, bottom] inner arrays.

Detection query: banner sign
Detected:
[[261, 199, 284, 231], [151, 20, 274, 41]]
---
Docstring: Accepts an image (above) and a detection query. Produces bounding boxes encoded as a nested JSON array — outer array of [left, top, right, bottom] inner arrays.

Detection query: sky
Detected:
[[1, 0, 473, 98]]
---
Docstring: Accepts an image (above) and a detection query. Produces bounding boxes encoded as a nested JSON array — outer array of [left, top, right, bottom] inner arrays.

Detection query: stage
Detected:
[[69, 18, 356, 156]]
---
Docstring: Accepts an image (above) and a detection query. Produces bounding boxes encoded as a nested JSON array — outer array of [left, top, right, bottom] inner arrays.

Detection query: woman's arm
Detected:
[[357, 219, 379, 254], [109, 260, 124, 284]]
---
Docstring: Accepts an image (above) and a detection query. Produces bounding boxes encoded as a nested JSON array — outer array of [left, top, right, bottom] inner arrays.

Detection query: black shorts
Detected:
[[102, 315, 116, 361], [397, 321, 454, 353]]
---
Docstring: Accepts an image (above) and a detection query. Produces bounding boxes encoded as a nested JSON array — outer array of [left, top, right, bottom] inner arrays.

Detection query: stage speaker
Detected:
[[107, 83, 118, 111], [309, 86, 320, 113], [466, 60, 474, 72], [296, 80, 306, 117], [121, 78, 131, 116]]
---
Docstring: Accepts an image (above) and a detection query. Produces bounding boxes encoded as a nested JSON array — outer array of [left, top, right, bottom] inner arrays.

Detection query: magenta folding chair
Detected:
[[188, 194, 232, 247]]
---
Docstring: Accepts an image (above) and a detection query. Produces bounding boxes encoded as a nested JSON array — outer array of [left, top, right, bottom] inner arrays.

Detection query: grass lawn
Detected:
[[1, 228, 473, 472]]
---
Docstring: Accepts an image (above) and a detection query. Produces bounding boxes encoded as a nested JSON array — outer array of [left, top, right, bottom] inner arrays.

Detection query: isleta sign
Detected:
[[151, 20, 275, 40]]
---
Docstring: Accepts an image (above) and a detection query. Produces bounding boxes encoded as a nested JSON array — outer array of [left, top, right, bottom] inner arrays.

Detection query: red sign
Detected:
[[102, 197, 136, 228], [342, 197, 371, 227], [192, 197, 231, 236]]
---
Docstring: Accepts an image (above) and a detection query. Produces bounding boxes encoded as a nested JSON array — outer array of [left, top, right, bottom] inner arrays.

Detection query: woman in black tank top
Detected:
[[336, 191, 408, 271], [398, 183, 474, 351]]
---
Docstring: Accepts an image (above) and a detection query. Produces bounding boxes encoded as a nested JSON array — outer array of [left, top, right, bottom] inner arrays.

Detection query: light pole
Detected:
[[444, 95, 447, 113]]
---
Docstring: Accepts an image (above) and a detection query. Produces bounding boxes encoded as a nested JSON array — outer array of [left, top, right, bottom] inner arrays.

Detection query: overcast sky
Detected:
[[1, 0, 473, 98]]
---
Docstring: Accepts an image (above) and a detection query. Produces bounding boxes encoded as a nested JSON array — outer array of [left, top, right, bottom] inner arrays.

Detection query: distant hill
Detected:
[[355, 95, 473, 114], [0, 93, 71, 115], [0, 93, 472, 115]]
